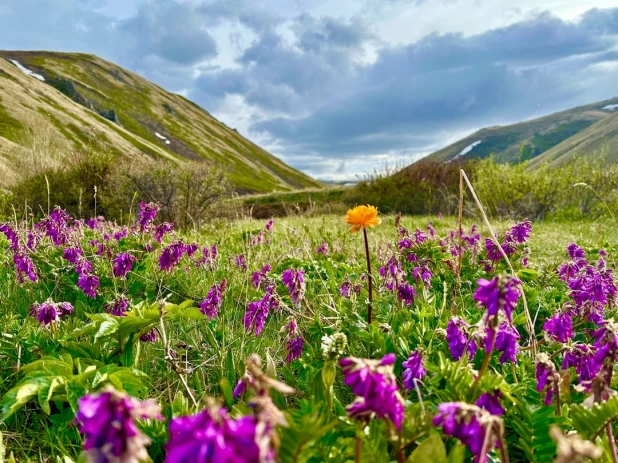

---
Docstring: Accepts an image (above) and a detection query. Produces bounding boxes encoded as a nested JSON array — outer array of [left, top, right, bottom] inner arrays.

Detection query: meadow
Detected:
[[1, 203, 618, 462]]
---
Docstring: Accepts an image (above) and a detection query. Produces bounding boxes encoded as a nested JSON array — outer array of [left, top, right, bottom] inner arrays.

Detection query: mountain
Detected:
[[0, 51, 320, 193], [420, 97, 618, 165]]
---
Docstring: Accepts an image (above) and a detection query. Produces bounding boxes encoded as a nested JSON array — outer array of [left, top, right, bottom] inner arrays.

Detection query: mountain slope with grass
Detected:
[[419, 97, 618, 165], [0, 50, 320, 193]]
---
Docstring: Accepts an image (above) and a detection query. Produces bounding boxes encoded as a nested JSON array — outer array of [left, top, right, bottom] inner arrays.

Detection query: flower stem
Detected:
[[355, 431, 362, 463], [363, 227, 373, 324], [472, 327, 496, 395], [607, 423, 618, 463]]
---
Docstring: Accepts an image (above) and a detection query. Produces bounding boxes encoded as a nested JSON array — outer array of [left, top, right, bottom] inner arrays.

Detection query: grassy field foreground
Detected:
[[1, 209, 618, 462]]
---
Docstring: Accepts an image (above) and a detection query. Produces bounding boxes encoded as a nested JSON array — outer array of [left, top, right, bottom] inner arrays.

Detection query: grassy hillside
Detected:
[[528, 110, 618, 167], [0, 51, 321, 193], [422, 97, 618, 164]]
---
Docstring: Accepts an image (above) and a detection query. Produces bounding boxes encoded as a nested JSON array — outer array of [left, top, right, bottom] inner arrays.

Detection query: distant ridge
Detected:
[[0, 50, 321, 193]]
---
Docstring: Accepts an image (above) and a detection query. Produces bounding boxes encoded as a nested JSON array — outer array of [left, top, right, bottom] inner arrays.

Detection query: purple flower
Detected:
[[265, 219, 274, 232], [113, 227, 128, 241], [159, 241, 187, 272], [140, 329, 157, 343], [402, 350, 426, 390], [233, 380, 248, 399], [154, 222, 174, 242], [379, 256, 404, 292], [413, 265, 432, 287], [474, 276, 520, 322], [568, 243, 586, 259], [340, 354, 405, 430], [106, 295, 129, 316], [414, 229, 429, 244], [196, 245, 218, 269], [35, 207, 71, 246], [447, 318, 477, 361], [433, 402, 495, 463], [165, 406, 264, 463], [62, 247, 83, 265], [199, 280, 227, 319], [251, 264, 271, 289], [397, 283, 416, 306], [13, 248, 37, 283], [476, 392, 505, 416], [137, 202, 160, 232], [77, 387, 160, 463], [235, 254, 247, 271], [507, 219, 532, 244], [58, 302, 74, 316], [282, 268, 306, 306], [563, 344, 601, 382], [0, 223, 19, 250], [494, 323, 520, 364], [30, 301, 58, 326], [340, 279, 361, 299], [244, 287, 278, 336], [316, 241, 329, 255], [398, 237, 413, 250], [535, 353, 558, 406], [112, 252, 136, 279], [543, 311, 573, 343], [77, 273, 99, 298], [485, 238, 501, 262], [86, 217, 103, 229], [285, 336, 304, 363]]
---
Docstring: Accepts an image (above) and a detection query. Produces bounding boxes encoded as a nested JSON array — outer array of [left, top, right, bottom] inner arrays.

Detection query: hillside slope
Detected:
[[0, 51, 320, 193], [528, 111, 618, 168], [421, 97, 618, 165]]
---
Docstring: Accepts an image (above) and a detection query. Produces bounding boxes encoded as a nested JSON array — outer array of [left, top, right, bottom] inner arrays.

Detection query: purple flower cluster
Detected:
[[562, 344, 600, 382], [30, 300, 74, 326], [397, 283, 416, 306], [474, 276, 520, 322], [484, 219, 532, 264], [0, 223, 19, 250], [543, 311, 573, 343], [13, 248, 38, 283], [536, 353, 559, 406], [340, 354, 405, 430], [106, 295, 129, 316], [159, 241, 189, 272], [316, 241, 329, 255], [196, 244, 218, 269], [282, 317, 303, 363], [35, 207, 71, 247], [77, 272, 99, 298], [446, 318, 477, 361], [379, 256, 404, 292], [251, 263, 271, 289], [282, 268, 306, 306], [340, 279, 361, 299], [166, 406, 266, 463], [140, 328, 157, 343], [154, 222, 174, 242], [434, 402, 497, 463], [235, 254, 247, 271], [199, 280, 228, 319], [137, 202, 160, 232], [76, 387, 160, 463], [402, 350, 426, 390], [112, 252, 136, 279], [244, 286, 278, 336]]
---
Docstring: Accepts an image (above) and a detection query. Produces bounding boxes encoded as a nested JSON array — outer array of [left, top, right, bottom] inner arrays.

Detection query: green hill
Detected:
[[0, 51, 320, 193], [420, 97, 618, 165]]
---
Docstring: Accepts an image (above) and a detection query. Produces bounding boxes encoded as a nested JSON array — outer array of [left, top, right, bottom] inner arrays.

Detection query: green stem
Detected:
[[363, 228, 373, 325], [472, 326, 496, 396]]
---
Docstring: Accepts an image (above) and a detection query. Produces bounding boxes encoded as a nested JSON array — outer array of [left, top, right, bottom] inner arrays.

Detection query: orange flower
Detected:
[[345, 205, 381, 233]]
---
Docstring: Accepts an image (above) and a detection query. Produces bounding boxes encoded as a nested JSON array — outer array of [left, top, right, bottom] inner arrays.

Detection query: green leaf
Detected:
[[66, 378, 87, 413], [219, 377, 233, 407], [37, 377, 65, 414], [446, 443, 466, 463], [571, 395, 618, 440], [408, 433, 447, 463], [120, 333, 135, 367], [95, 320, 119, 340], [0, 377, 50, 422]]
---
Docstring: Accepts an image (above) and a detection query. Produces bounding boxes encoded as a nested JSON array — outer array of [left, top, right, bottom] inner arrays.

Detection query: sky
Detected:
[[2, 1, 618, 181]]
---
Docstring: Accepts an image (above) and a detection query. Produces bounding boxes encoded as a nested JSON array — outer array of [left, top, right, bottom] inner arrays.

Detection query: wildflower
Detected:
[[282, 268, 306, 306], [321, 333, 348, 361], [251, 263, 271, 289], [494, 322, 520, 364], [340, 279, 361, 299], [140, 329, 157, 343], [507, 219, 532, 244], [235, 254, 247, 271], [316, 241, 329, 255], [159, 241, 186, 272], [137, 202, 160, 232], [476, 391, 505, 416], [344, 205, 381, 233], [13, 248, 37, 283], [106, 295, 129, 316], [250, 230, 264, 247], [30, 301, 58, 326], [244, 287, 278, 336], [536, 353, 559, 406], [0, 223, 19, 250], [77, 273, 99, 298], [568, 243, 586, 259], [340, 354, 405, 430], [285, 336, 304, 363], [543, 311, 573, 343], [154, 222, 174, 242], [563, 344, 600, 382], [402, 350, 426, 390], [485, 238, 501, 262], [266, 219, 274, 232], [427, 222, 436, 237], [474, 275, 520, 322], [58, 301, 74, 316], [112, 253, 136, 279], [433, 402, 499, 463], [379, 256, 404, 292], [76, 387, 160, 463], [398, 237, 413, 250], [233, 379, 248, 399], [413, 265, 432, 287], [397, 283, 416, 306], [62, 247, 83, 265], [199, 280, 227, 319], [447, 318, 477, 361], [35, 207, 71, 246], [196, 245, 218, 269]]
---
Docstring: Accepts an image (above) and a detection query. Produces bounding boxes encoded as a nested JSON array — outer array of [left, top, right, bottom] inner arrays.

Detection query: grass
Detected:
[[1, 208, 618, 461], [0, 98, 24, 143]]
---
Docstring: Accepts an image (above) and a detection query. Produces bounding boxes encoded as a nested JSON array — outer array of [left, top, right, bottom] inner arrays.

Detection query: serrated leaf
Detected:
[[571, 395, 618, 440], [95, 320, 119, 339]]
